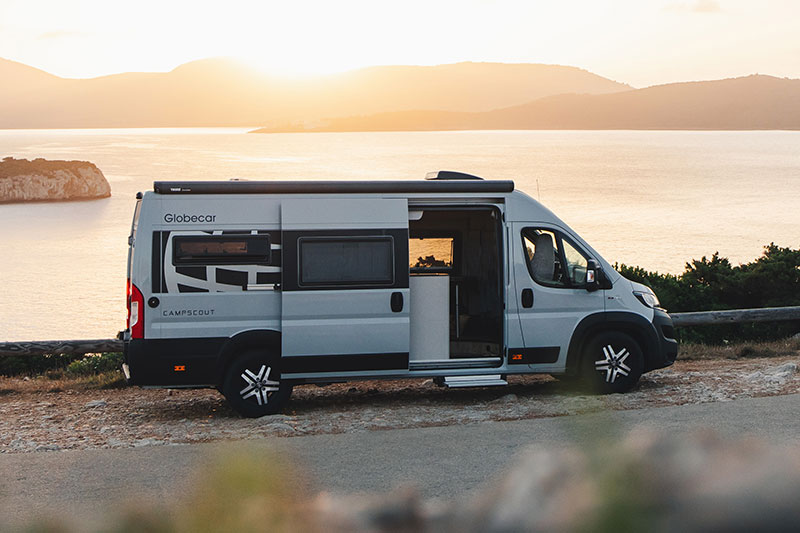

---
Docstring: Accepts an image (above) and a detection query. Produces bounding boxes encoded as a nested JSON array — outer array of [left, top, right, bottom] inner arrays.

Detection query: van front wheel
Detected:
[[580, 331, 643, 394], [222, 350, 293, 417]]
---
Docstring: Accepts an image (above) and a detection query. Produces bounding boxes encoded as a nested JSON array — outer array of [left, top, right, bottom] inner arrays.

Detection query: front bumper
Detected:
[[648, 308, 679, 370]]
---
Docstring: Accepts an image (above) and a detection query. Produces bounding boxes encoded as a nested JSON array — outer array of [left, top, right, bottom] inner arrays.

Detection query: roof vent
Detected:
[[425, 170, 484, 181]]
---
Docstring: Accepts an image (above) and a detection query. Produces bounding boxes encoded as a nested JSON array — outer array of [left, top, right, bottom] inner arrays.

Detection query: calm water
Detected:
[[1, 129, 798, 340]]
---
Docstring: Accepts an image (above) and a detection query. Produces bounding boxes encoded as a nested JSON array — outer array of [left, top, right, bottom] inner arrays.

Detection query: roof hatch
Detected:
[[425, 170, 484, 181]]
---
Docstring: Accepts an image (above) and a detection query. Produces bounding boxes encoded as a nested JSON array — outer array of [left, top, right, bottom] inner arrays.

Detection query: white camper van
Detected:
[[123, 172, 677, 417]]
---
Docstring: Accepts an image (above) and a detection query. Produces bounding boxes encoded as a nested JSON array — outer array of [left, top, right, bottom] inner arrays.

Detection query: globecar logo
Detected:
[[164, 213, 217, 223]]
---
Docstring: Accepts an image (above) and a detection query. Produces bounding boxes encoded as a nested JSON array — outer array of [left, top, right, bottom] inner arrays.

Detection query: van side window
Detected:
[[299, 237, 394, 287], [173, 235, 271, 265], [522, 229, 589, 288], [409, 236, 454, 272]]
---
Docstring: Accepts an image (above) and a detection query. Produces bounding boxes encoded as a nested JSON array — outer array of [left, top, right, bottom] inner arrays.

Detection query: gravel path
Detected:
[[1, 356, 798, 453]]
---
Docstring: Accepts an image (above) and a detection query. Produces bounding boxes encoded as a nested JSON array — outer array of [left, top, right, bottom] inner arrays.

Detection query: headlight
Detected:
[[633, 290, 661, 309]]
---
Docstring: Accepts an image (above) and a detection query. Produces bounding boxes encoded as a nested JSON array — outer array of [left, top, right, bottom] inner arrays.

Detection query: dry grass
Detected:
[[0, 370, 125, 394], [679, 337, 800, 361]]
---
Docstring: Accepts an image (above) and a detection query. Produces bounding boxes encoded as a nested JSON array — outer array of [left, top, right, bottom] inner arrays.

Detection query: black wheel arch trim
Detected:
[[215, 329, 282, 385], [565, 312, 661, 375]]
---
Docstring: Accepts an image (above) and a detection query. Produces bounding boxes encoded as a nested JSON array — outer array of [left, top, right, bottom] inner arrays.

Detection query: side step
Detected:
[[442, 374, 508, 388], [410, 357, 502, 371]]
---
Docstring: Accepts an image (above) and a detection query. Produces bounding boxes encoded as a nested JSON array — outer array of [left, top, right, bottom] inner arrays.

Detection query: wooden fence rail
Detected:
[[0, 306, 798, 357], [670, 306, 800, 327], [0, 339, 123, 357]]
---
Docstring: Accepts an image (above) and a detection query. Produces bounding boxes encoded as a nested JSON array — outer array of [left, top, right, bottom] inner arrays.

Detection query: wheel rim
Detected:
[[239, 364, 280, 406], [594, 344, 632, 383]]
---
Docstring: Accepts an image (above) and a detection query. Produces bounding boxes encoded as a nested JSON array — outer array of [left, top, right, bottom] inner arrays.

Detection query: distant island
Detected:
[[0, 157, 111, 203]]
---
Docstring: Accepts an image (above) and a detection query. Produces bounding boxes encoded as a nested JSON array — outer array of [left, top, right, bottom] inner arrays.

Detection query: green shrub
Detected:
[[65, 352, 124, 376], [616, 243, 800, 344], [0, 353, 84, 377], [0, 352, 123, 377]]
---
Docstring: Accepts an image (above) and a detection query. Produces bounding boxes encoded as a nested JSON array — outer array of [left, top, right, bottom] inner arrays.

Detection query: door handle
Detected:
[[390, 292, 404, 312], [521, 288, 534, 308]]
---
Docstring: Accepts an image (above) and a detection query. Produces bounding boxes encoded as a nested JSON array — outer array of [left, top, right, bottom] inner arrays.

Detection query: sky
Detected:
[[0, 0, 798, 87]]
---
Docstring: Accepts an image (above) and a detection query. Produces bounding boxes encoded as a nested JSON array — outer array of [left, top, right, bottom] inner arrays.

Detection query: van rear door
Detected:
[[280, 198, 410, 376]]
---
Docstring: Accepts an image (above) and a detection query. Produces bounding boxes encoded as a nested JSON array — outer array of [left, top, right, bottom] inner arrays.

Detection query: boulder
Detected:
[[318, 430, 800, 531]]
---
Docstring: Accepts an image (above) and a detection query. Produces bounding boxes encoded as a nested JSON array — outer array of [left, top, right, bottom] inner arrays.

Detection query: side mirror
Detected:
[[586, 260, 600, 292]]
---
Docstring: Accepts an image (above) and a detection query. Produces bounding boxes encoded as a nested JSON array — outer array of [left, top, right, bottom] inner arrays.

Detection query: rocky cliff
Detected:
[[0, 157, 111, 203]]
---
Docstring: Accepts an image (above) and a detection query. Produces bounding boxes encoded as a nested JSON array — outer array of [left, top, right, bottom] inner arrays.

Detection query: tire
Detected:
[[579, 331, 644, 394], [222, 350, 293, 417], [550, 373, 579, 383]]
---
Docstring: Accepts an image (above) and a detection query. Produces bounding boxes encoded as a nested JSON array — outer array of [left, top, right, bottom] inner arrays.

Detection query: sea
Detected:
[[0, 128, 798, 341]]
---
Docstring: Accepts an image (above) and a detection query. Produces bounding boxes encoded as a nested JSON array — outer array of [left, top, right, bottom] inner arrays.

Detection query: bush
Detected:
[[0, 352, 122, 377], [66, 352, 124, 376], [0, 353, 84, 377], [616, 243, 800, 344]]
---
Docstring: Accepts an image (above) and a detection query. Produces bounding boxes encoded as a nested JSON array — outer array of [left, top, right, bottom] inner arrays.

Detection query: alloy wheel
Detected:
[[239, 364, 280, 406], [594, 344, 632, 383]]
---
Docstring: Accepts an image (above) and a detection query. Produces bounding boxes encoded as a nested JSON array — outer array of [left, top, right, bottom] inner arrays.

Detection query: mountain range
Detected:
[[1, 57, 798, 130], [258, 74, 800, 132]]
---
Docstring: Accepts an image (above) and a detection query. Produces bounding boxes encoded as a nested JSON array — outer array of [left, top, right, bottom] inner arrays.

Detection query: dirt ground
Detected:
[[1, 355, 798, 453]]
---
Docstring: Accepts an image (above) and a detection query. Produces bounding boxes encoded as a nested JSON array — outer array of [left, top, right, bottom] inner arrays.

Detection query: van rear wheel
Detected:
[[580, 331, 643, 394], [222, 350, 293, 417]]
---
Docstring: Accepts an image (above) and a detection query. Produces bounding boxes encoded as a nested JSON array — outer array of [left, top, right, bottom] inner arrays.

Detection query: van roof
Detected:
[[153, 180, 515, 195]]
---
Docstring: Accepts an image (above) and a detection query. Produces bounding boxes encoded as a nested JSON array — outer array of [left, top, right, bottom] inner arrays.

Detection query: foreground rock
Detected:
[[320, 430, 800, 531], [0, 156, 111, 203], [10, 429, 798, 531]]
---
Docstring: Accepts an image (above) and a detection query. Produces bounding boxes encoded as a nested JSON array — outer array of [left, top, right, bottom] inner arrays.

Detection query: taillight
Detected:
[[127, 281, 145, 339]]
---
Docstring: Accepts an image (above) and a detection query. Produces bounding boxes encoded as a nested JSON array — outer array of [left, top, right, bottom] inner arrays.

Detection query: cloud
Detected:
[[36, 30, 87, 41], [664, 0, 722, 13], [693, 0, 721, 12]]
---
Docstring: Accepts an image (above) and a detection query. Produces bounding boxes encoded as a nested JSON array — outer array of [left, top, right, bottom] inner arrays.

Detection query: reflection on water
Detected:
[[1, 129, 798, 340]]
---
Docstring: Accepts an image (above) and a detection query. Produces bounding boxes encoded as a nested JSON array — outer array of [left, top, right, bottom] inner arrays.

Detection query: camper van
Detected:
[[123, 172, 677, 417]]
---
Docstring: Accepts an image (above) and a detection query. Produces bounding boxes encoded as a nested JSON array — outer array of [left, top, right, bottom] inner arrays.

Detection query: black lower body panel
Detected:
[[124, 337, 226, 387], [648, 309, 679, 371]]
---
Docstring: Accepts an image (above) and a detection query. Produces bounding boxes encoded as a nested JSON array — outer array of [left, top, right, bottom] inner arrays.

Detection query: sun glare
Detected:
[[239, 53, 369, 78]]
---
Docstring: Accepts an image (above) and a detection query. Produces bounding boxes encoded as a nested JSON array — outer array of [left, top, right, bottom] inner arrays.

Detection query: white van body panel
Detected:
[[280, 198, 410, 365], [124, 179, 677, 394]]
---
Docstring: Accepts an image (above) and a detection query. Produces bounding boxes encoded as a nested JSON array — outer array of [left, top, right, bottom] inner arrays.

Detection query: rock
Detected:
[[0, 157, 111, 203], [35, 444, 61, 452], [133, 438, 162, 447], [489, 393, 518, 405], [266, 422, 296, 433], [85, 400, 107, 409], [773, 362, 798, 375], [315, 487, 424, 532], [746, 362, 798, 386], [316, 430, 800, 532]]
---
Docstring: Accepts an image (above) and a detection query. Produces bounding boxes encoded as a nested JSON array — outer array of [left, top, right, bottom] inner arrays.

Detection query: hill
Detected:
[[0, 58, 629, 128], [258, 75, 800, 132]]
